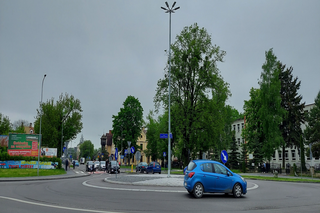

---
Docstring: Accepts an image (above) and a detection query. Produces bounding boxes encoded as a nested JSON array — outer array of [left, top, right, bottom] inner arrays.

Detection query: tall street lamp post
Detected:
[[37, 74, 46, 176], [161, 2, 180, 177]]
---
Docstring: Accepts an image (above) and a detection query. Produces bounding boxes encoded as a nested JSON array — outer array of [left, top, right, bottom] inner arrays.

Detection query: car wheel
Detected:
[[146, 171, 148, 174], [187, 190, 192, 195], [159, 172, 161, 174], [193, 183, 203, 198], [232, 183, 242, 198]]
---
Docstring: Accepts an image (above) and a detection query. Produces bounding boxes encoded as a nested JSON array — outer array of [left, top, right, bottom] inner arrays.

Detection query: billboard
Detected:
[[8, 133, 39, 157], [41, 148, 57, 157], [0, 160, 58, 169]]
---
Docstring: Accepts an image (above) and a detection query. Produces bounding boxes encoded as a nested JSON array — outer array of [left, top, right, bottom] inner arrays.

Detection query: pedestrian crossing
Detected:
[[74, 170, 106, 175]]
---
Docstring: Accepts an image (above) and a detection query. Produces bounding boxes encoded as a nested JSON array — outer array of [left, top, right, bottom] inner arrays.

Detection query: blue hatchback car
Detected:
[[184, 160, 247, 198], [146, 161, 161, 174]]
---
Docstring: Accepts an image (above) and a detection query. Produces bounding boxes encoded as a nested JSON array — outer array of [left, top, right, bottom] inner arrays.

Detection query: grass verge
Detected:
[[242, 175, 320, 183], [0, 168, 66, 178]]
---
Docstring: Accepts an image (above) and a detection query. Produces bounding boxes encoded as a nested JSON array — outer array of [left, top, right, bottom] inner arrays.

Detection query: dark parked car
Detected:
[[136, 162, 148, 173], [184, 160, 247, 198], [146, 161, 161, 174], [86, 161, 95, 172], [107, 161, 120, 174]]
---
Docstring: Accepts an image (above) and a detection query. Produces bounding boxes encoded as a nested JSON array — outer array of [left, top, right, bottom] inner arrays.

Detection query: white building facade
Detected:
[[232, 103, 319, 168]]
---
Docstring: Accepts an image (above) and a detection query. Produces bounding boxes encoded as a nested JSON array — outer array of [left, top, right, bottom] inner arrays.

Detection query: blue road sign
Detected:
[[131, 146, 135, 154], [70, 155, 72, 159], [115, 148, 118, 160], [63, 147, 66, 153], [163, 152, 166, 157], [124, 149, 128, 156], [160, 133, 173, 139], [121, 155, 124, 159], [221, 150, 228, 163]]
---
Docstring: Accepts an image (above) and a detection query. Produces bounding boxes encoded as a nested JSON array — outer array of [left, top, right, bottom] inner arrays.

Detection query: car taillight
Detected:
[[142, 166, 145, 168], [188, 172, 195, 178]]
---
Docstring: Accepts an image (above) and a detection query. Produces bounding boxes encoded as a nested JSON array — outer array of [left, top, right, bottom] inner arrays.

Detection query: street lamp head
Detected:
[[172, 2, 176, 8], [165, 2, 169, 8], [44, 74, 47, 78], [174, 7, 180, 10]]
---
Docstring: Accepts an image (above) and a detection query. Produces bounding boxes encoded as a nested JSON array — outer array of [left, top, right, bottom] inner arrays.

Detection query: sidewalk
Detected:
[[0, 169, 90, 182]]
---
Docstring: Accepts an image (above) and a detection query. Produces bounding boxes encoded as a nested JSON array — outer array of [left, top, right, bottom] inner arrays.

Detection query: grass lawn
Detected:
[[0, 168, 66, 178], [241, 175, 320, 183]]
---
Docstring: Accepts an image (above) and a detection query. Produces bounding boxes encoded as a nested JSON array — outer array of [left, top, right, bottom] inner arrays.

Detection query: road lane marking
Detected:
[[83, 180, 259, 193], [0, 196, 123, 213]]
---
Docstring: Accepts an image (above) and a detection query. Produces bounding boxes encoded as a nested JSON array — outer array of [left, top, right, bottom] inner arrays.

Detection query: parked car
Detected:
[[107, 161, 120, 173], [72, 160, 80, 167], [86, 161, 95, 172], [94, 161, 100, 170], [100, 161, 106, 171], [146, 161, 161, 174], [184, 160, 247, 198], [136, 162, 148, 173]]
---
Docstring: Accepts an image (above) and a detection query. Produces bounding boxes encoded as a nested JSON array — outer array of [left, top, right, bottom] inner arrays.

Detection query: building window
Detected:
[[237, 138, 240, 146], [233, 125, 236, 131], [237, 124, 240, 132], [273, 152, 276, 160], [279, 152, 282, 160], [291, 150, 296, 161], [242, 138, 245, 144], [285, 150, 289, 160], [140, 144, 143, 150], [241, 123, 244, 129]]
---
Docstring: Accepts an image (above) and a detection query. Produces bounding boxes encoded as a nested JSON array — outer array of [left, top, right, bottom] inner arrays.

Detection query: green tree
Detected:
[[0, 113, 12, 135], [112, 95, 144, 160], [34, 93, 83, 157], [242, 88, 264, 164], [228, 134, 240, 169], [258, 49, 286, 160], [154, 23, 230, 166], [279, 63, 305, 168], [305, 90, 320, 158], [79, 140, 94, 160]]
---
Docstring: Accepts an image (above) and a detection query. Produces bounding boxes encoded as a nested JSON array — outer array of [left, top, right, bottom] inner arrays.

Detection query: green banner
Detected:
[[8, 133, 39, 156]]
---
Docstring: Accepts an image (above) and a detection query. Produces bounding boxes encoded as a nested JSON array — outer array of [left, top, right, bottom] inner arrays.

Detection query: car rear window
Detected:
[[187, 161, 197, 171]]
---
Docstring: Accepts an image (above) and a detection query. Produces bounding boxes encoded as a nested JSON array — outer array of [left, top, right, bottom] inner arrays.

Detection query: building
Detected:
[[24, 123, 34, 134], [232, 103, 319, 168]]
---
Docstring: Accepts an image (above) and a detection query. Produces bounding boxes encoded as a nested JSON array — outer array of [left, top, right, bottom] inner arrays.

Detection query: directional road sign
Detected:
[[131, 146, 135, 154], [124, 149, 128, 156], [160, 133, 173, 139], [163, 152, 166, 157], [115, 148, 118, 160], [221, 150, 228, 163]]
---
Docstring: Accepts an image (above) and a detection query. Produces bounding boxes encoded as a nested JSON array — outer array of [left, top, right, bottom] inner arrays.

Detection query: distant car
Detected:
[[86, 161, 95, 172], [184, 160, 247, 198], [136, 162, 148, 173], [99, 161, 106, 171], [94, 161, 100, 170], [146, 162, 161, 174], [80, 157, 85, 165], [72, 160, 80, 167], [107, 161, 120, 174]]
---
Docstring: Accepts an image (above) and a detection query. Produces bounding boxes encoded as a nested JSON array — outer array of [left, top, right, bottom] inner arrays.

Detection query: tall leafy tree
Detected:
[[79, 140, 94, 160], [34, 93, 83, 157], [0, 113, 12, 135], [228, 134, 240, 169], [154, 23, 230, 166], [112, 95, 144, 157], [305, 90, 320, 158], [279, 62, 305, 167], [258, 49, 286, 160]]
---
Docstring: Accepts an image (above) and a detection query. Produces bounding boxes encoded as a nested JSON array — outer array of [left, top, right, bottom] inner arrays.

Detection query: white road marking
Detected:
[[0, 196, 123, 213], [83, 180, 259, 193]]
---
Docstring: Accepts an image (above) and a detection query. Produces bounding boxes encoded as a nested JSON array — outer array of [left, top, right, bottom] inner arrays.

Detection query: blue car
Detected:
[[184, 160, 247, 198], [146, 161, 161, 174]]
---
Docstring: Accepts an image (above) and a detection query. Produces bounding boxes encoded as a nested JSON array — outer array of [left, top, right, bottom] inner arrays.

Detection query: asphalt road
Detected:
[[1, 171, 320, 213]]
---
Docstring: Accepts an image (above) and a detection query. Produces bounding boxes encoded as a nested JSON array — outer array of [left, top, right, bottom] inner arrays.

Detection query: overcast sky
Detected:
[[1, 0, 319, 149]]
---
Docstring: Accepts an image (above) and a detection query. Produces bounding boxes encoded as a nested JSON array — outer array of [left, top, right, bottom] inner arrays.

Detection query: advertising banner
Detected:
[[41, 148, 57, 157], [0, 161, 58, 169], [8, 133, 39, 157]]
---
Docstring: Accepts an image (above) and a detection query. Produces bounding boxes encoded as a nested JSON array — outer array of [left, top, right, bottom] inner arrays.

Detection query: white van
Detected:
[[80, 157, 85, 165]]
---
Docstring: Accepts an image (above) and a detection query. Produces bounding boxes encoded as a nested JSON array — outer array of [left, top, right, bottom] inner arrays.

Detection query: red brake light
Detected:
[[188, 172, 195, 178], [142, 166, 145, 168]]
